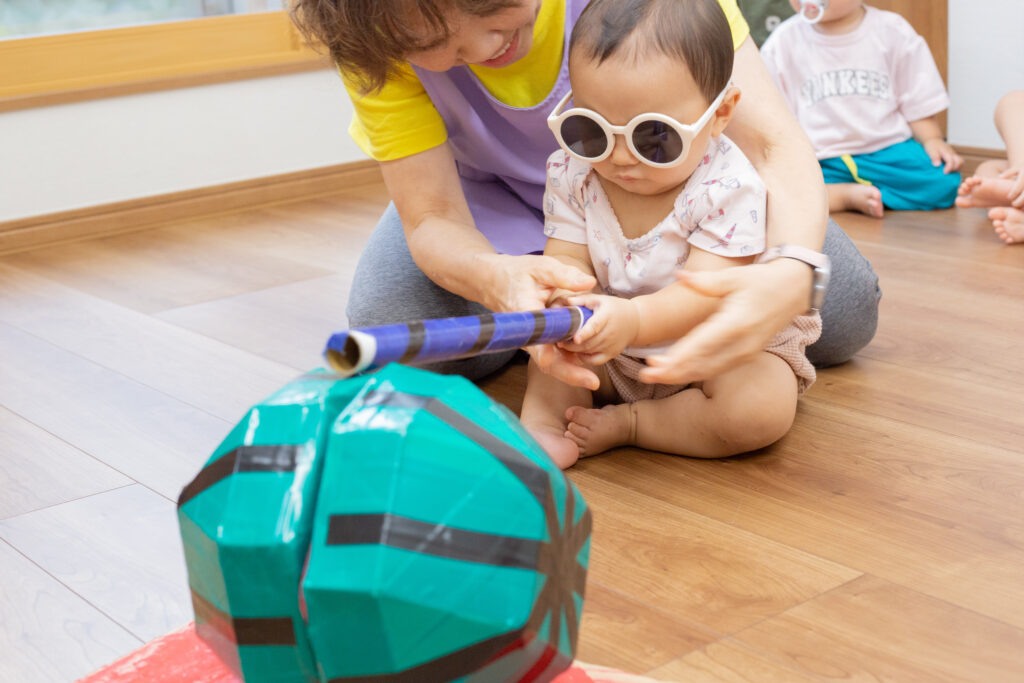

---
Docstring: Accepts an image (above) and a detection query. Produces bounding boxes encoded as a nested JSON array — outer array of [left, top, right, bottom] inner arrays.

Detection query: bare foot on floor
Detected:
[[956, 176, 1017, 208], [526, 423, 580, 469], [829, 184, 884, 218], [990, 207, 1024, 244], [564, 404, 636, 457]]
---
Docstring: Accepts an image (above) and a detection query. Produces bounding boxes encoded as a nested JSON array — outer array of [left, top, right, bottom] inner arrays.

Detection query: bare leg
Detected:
[[990, 207, 1024, 244], [973, 159, 1010, 179], [983, 92, 1024, 241], [565, 353, 798, 458], [520, 359, 593, 469], [828, 183, 884, 218], [955, 169, 1015, 208], [996, 91, 1024, 170]]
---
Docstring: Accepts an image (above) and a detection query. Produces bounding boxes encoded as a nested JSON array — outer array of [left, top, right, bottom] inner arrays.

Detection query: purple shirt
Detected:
[[412, 0, 588, 255]]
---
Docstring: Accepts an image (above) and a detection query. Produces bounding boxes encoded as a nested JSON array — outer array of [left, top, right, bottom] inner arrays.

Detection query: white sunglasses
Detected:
[[547, 85, 730, 168]]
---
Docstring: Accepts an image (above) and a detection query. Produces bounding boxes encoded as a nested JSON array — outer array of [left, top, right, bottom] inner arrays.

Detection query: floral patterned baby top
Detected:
[[542, 133, 768, 356]]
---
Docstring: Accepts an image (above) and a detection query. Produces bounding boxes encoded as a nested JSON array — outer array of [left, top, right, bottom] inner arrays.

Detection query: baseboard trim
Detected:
[[955, 145, 1007, 177], [954, 145, 1006, 159], [0, 160, 382, 255]]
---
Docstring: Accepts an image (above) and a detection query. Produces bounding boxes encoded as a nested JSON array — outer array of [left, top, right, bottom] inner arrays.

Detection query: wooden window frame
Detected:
[[0, 11, 328, 113]]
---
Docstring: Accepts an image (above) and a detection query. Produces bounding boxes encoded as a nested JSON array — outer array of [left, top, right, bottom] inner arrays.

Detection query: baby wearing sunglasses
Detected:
[[520, 0, 822, 468]]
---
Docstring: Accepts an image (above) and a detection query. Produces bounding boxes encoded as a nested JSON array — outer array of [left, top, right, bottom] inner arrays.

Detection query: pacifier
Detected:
[[799, 0, 829, 24]]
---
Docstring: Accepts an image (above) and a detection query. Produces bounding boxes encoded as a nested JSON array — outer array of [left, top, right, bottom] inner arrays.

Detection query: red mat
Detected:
[[78, 623, 661, 683]]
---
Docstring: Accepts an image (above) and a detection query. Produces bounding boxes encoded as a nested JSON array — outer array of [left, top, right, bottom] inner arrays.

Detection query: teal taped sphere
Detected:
[[178, 372, 366, 683], [302, 364, 592, 682]]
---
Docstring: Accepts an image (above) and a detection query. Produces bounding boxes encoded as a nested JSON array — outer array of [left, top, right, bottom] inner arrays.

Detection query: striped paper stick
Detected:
[[323, 307, 593, 377]]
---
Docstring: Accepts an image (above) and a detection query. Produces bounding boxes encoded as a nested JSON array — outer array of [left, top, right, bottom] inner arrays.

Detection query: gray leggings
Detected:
[[346, 203, 881, 379]]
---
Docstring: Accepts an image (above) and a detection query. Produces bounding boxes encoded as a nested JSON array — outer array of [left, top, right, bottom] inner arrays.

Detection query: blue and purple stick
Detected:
[[324, 306, 594, 377]]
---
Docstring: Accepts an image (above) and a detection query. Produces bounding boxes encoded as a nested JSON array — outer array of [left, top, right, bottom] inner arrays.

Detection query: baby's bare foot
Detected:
[[831, 184, 883, 218], [564, 404, 636, 457], [526, 423, 580, 469], [957, 176, 1017, 208], [990, 207, 1024, 244]]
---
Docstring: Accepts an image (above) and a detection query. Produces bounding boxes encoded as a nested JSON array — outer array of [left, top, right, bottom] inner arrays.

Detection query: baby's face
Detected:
[[567, 51, 721, 197], [789, 0, 864, 25]]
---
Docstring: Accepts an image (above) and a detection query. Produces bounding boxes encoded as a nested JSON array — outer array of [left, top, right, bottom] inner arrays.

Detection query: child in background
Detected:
[[520, 0, 821, 469], [760, 0, 962, 218], [955, 90, 1024, 244]]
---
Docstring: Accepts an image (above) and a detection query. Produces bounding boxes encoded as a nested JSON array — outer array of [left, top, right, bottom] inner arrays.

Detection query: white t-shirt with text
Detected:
[[760, 6, 949, 159]]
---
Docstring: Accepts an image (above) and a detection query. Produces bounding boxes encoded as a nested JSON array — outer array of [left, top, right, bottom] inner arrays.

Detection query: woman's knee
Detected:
[[809, 220, 881, 367]]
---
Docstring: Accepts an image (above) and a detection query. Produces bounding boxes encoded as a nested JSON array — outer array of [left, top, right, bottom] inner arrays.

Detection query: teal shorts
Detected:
[[819, 138, 961, 211]]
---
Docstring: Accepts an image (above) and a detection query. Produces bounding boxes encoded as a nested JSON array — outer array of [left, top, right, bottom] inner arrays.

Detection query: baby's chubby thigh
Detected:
[[696, 351, 799, 455]]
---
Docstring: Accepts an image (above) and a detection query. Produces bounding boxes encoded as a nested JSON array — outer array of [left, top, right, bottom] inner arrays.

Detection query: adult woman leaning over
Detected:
[[290, 0, 880, 387]]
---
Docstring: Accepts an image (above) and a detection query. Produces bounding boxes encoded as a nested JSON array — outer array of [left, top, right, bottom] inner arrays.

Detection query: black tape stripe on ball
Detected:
[[424, 399, 550, 505], [362, 390, 550, 506], [191, 590, 297, 646], [326, 513, 541, 569], [177, 444, 301, 508]]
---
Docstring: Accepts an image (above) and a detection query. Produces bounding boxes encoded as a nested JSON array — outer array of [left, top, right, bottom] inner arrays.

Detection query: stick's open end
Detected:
[[324, 331, 376, 377]]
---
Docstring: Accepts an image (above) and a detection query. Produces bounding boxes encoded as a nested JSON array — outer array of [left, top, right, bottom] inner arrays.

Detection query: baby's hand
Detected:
[[546, 286, 583, 308], [998, 166, 1024, 208], [558, 294, 639, 366], [923, 138, 963, 174]]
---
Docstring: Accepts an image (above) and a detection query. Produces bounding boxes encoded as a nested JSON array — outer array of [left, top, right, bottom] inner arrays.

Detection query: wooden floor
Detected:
[[1, 181, 1023, 682]]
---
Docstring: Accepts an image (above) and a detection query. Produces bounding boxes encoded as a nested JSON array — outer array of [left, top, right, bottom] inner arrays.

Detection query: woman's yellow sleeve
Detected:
[[717, 0, 752, 49], [342, 64, 449, 162]]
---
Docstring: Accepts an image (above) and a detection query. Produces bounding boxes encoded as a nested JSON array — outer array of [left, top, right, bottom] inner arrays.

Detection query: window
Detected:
[[1, 0, 285, 38], [0, 2, 324, 112]]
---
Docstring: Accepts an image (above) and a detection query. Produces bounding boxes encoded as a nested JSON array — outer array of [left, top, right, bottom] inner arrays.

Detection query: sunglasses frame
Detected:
[[547, 84, 731, 169]]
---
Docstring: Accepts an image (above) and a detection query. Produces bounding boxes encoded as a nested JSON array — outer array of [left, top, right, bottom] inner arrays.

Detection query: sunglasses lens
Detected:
[[632, 120, 684, 165], [560, 115, 609, 159]]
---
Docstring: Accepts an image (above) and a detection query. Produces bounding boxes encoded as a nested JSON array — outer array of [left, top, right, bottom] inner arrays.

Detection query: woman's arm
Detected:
[[640, 37, 827, 385], [380, 143, 595, 314], [728, 37, 827, 251]]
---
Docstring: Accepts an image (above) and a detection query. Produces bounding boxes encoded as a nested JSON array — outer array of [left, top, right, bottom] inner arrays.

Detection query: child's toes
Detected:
[[566, 419, 591, 439]]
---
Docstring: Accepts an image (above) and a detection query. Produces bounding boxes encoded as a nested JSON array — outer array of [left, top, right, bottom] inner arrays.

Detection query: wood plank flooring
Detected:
[[1, 181, 1022, 681]]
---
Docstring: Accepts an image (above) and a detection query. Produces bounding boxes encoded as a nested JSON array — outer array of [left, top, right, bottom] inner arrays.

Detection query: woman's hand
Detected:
[[527, 343, 601, 390], [559, 293, 639, 366], [476, 253, 596, 313], [999, 166, 1024, 208], [639, 259, 811, 385]]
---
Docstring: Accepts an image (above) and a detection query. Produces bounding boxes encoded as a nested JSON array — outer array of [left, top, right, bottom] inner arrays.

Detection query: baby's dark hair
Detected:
[[570, 0, 734, 104], [290, 0, 520, 93]]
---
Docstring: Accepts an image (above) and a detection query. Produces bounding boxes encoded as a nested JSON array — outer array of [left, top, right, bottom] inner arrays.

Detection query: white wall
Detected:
[[947, 0, 1024, 149], [0, 69, 367, 222], [2, 3, 1019, 222]]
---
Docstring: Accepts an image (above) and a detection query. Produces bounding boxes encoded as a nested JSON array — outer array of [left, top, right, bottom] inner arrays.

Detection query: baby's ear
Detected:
[[711, 86, 741, 136]]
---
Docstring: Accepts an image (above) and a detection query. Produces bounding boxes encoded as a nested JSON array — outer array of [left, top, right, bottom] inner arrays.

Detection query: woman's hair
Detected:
[[290, 0, 521, 93], [569, 0, 734, 104]]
